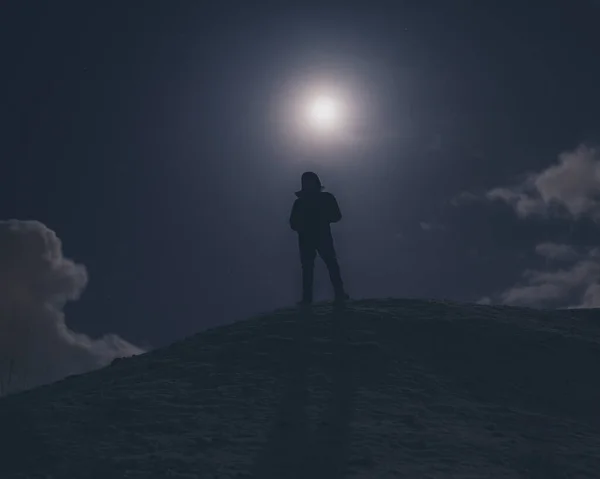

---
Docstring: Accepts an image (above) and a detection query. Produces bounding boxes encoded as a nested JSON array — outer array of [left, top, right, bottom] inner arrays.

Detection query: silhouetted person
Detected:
[[290, 172, 349, 305]]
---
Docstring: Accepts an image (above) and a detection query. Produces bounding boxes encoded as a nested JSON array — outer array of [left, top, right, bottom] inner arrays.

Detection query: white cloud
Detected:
[[486, 145, 600, 221], [0, 220, 145, 395], [476, 145, 600, 308], [486, 243, 600, 308], [577, 283, 600, 308], [500, 282, 565, 306], [486, 187, 548, 218]]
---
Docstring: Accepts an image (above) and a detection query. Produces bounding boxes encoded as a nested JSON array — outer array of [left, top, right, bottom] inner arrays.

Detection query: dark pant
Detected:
[[298, 231, 345, 301]]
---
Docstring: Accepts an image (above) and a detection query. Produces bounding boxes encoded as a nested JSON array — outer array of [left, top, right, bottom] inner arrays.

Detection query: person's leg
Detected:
[[317, 232, 347, 299], [299, 235, 317, 303]]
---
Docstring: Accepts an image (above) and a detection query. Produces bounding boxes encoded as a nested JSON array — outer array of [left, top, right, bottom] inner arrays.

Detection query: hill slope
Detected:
[[1, 299, 600, 478]]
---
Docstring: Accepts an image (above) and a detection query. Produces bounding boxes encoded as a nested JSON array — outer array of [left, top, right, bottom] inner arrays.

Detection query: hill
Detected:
[[1, 299, 600, 478]]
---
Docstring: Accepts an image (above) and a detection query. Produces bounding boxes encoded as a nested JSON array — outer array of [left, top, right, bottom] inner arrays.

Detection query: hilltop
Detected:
[[1, 299, 600, 478]]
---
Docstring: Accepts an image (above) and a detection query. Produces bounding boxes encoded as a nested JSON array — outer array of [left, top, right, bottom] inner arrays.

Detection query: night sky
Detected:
[[2, 1, 600, 354]]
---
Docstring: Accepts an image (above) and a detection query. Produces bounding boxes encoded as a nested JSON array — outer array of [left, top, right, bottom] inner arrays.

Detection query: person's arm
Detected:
[[328, 194, 342, 223], [290, 199, 301, 231]]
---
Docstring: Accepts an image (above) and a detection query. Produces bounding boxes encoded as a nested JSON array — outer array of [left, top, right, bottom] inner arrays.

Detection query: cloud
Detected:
[[419, 221, 444, 232], [0, 220, 144, 395], [500, 282, 569, 307], [450, 191, 479, 207], [578, 283, 600, 308], [486, 187, 548, 217], [534, 243, 579, 261], [484, 243, 600, 308], [486, 145, 600, 221], [476, 145, 600, 308]]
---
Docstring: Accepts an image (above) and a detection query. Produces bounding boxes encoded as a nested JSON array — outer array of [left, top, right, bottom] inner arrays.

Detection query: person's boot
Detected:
[[333, 290, 350, 303]]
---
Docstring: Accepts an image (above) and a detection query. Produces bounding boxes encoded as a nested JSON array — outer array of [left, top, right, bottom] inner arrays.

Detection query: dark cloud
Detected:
[[419, 221, 444, 232], [534, 243, 579, 262], [450, 191, 479, 207], [0, 220, 144, 395]]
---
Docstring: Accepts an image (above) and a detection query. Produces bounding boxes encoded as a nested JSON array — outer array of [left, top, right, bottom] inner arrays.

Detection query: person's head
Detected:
[[301, 171, 323, 191]]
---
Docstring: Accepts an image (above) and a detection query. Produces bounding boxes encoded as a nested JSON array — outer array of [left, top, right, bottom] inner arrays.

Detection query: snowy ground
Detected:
[[1, 298, 600, 478]]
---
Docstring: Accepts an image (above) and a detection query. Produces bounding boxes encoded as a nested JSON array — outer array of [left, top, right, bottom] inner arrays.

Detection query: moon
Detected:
[[306, 95, 342, 131], [276, 78, 355, 146]]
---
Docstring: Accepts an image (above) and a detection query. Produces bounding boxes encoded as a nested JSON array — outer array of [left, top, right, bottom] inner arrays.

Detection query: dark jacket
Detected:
[[289, 190, 342, 233]]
